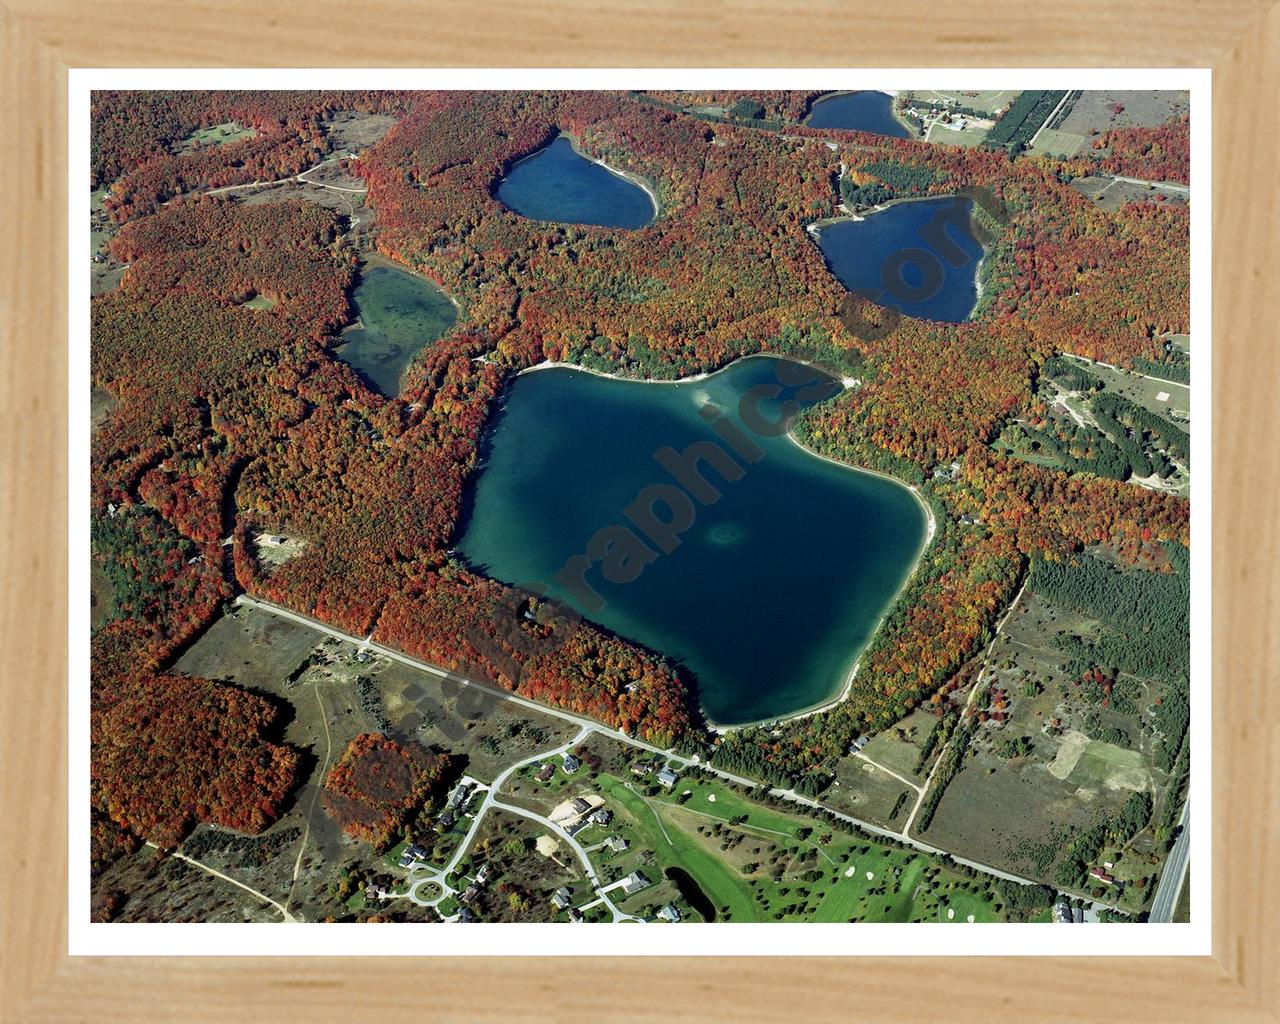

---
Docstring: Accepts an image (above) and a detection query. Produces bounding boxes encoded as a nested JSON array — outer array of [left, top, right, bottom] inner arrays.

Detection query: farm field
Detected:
[[919, 578, 1185, 913], [905, 89, 1020, 115], [1031, 91, 1188, 161]]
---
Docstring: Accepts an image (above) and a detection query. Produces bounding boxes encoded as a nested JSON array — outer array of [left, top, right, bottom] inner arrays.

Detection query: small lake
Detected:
[[806, 91, 912, 138], [496, 136, 656, 229], [456, 355, 926, 725], [333, 263, 456, 397], [665, 866, 716, 921], [815, 197, 984, 323]]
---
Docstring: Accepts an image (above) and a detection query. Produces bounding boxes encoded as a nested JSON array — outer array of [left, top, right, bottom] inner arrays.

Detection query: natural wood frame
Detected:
[[2, 2, 1276, 1020]]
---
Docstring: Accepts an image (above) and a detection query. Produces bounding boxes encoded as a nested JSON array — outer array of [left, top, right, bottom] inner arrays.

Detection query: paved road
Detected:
[[1148, 800, 1191, 922], [1111, 174, 1190, 195], [236, 594, 1123, 914]]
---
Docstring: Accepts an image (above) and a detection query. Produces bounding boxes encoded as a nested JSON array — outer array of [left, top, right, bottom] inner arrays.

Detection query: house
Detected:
[[656, 767, 678, 788], [849, 735, 870, 754], [1053, 900, 1073, 924], [589, 808, 612, 826], [562, 754, 582, 774], [399, 843, 429, 868], [657, 903, 682, 923], [438, 810, 456, 830], [630, 762, 655, 777], [1089, 867, 1116, 886], [568, 907, 585, 923], [460, 884, 480, 905], [457, 907, 475, 923], [571, 797, 592, 816], [605, 835, 629, 854], [536, 763, 555, 783], [551, 886, 573, 910], [475, 862, 492, 885], [621, 871, 650, 896]]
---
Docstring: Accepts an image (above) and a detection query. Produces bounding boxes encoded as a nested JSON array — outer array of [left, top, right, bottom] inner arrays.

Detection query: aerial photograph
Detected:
[[88, 87, 1191, 927]]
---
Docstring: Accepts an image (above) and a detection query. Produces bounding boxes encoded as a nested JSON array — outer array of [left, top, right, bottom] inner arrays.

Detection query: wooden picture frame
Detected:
[[1, 2, 1275, 1019]]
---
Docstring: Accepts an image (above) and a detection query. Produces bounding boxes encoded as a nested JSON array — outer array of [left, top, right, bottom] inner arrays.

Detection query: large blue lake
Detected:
[[496, 136, 656, 229], [334, 263, 456, 397], [806, 91, 912, 138], [456, 356, 926, 725], [816, 197, 984, 322]]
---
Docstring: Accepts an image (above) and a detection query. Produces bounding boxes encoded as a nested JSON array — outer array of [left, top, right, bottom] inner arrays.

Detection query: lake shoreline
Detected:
[[808, 192, 988, 323], [513, 352, 934, 732]]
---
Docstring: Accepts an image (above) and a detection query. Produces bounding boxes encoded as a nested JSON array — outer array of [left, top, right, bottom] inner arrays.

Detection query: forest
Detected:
[[89, 88, 1191, 852]]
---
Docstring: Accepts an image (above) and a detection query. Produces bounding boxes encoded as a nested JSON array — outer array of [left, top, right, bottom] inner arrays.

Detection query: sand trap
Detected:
[[861, 763, 877, 774], [1046, 729, 1090, 780], [707, 794, 716, 803], [866, 871, 874, 880], [947, 908, 955, 920], [967, 914, 975, 923], [844, 866, 856, 877]]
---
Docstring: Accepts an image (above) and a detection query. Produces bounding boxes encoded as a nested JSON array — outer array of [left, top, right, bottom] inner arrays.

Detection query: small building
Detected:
[[658, 903, 682, 923], [630, 762, 655, 777], [551, 886, 573, 910], [475, 862, 492, 885], [605, 835, 629, 854], [536, 763, 556, 783], [438, 810, 456, 830], [562, 754, 582, 774], [1089, 867, 1116, 886], [589, 808, 612, 826], [568, 907, 585, 923], [571, 797, 592, 816], [457, 907, 475, 923], [621, 871, 650, 896], [460, 884, 480, 905], [656, 767, 678, 789]]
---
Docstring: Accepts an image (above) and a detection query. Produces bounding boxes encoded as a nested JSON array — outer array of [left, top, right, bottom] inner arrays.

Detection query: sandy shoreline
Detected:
[[706, 430, 937, 733], [518, 352, 936, 733]]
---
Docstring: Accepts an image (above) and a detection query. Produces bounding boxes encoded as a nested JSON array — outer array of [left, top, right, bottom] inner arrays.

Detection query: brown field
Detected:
[[1067, 174, 1189, 213], [920, 588, 1172, 892], [323, 110, 398, 154]]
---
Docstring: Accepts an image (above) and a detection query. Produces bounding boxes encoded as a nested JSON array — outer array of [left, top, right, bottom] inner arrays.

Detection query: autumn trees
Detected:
[[322, 734, 453, 850], [90, 88, 1191, 826]]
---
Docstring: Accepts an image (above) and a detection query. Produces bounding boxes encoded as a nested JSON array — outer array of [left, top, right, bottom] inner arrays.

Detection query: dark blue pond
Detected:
[[456, 356, 926, 725], [806, 92, 912, 138], [496, 136, 655, 229], [815, 197, 984, 323]]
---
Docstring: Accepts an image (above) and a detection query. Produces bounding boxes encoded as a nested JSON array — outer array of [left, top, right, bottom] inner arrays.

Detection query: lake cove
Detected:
[[332, 261, 457, 397], [814, 196, 985, 323], [806, 91, 912, 139], [456, 355, 926, 726], [496, 135, 656, 229]]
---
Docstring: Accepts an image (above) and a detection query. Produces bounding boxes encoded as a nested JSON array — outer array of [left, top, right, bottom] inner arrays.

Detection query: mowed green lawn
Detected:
[[599, 773, 1007, 923], [596, 774, 759, 921]]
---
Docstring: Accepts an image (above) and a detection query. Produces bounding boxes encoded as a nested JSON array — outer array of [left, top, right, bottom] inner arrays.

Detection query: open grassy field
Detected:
[[158, 605, 577, 921], [1067, 174, 1190, 212], [906, 89, 1020, 115], [175, 121, 256, 154], [1032, 91, 1188, 163], [925, 122, 988, 147], [919, 585, 1176, 902], [596, 772, 1013, 923], [323, 110, 398, 153], [1062, 354, 1190, 426]]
